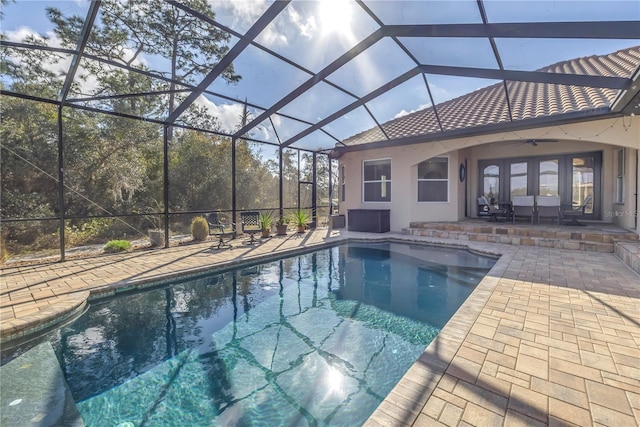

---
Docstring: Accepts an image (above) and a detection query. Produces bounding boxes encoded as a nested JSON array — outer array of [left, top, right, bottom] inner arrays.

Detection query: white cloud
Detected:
[[394, 103, 431, 119], [194, 95, 244, 133], [286, 6, 316, 40]]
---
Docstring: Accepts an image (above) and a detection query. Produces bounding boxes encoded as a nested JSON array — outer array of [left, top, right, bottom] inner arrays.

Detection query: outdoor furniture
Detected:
[[347, 209, 390, 232], [536, 195, 561, 225], [205, 212, 236, 249], [562, 195, 593, 226], [511, 195, 535, 224], [477, 197, 491, 217], [240, 211, 262, 244], [479, 196, 509, 222]]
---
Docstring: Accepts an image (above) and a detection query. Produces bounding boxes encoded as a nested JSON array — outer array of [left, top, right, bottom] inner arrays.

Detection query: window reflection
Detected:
[[483, 165, 499, 201], [539, 159, 559, 196], [510, 162, 528, 197], [572, 157, 594, 214]]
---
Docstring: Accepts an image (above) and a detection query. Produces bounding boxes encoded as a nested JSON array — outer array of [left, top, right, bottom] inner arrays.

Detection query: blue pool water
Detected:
[[6, 242, 496, 426]]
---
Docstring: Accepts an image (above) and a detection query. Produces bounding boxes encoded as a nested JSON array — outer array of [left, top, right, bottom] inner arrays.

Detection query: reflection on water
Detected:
[[6, 243, 495, 426]]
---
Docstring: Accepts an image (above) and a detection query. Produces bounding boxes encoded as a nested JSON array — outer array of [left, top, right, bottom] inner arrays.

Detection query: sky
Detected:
[[2, 0, 639, 151]]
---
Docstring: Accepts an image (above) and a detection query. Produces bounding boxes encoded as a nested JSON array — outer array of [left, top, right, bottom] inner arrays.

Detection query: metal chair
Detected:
[[240, 211, 262, 244], [511, 195, 535, 224], [479, 196, 509, 221], [536, 195, 561, 225], [205, 212, 236, 249], [562, 195, 592, 226]]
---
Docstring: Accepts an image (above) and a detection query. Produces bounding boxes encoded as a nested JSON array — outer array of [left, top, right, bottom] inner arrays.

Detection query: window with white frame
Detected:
[[363, 159, 391, 202], [418, 157, 449, 202], [616, 148, 624, 203]]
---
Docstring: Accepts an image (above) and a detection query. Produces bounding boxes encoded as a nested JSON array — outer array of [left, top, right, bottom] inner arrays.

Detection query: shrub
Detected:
[[191, 216, 209, 241], [103, 240, 132, 253]]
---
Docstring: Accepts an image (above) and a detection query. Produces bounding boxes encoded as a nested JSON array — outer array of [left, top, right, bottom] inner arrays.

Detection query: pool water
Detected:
[[22, 243, 495, 426]]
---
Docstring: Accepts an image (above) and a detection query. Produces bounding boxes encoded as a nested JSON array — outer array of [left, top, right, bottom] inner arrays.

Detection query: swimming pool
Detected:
[[5, 242, 496, 426]]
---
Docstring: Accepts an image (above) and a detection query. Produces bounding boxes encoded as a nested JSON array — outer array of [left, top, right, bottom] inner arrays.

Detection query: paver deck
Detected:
[[1, 228, 639, 426]]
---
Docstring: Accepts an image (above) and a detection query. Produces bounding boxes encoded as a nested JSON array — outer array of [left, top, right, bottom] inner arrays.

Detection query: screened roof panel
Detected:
[[325, 38, 417, 97], [1, 1, 90, 39], [364, 0, 482, 25], [204, 0, 273, 35], [1, 0, 639, 153], [365, 75, 433, 124], [289, 130, 338, 151], [400, 37, 499, 69], [175, 94, 247, 135], [250, 115, 279, 145], [277, 81, 356, 123], [496, 39, 640, 74], [270, 114, 313, 143], [321, 106, 379, 141], [254, 0, 380, 73], [483, 0, 640, 23], [0, 46, 71, 100], [206, 43, 312, 110]]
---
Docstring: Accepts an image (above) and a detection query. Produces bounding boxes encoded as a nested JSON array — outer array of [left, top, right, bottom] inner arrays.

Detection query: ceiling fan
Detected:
[[524, 138, 558, 146]]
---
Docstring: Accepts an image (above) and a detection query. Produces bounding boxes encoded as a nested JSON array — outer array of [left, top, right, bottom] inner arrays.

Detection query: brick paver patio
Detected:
[[1, 229, 639, 426]]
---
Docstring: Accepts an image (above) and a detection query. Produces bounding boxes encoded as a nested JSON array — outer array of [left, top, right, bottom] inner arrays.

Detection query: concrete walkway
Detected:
[[1, 229, 639, 426]]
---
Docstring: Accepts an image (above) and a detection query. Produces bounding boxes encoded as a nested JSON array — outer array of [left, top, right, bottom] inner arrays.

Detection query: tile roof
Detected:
[[341, 46, 640, 147]]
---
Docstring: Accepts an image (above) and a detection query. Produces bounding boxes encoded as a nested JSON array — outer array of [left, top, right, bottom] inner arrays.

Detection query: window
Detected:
[[539, 159, 559, 196], [363, 159, 391, 202], [482, 164, 500, 201], [510, 162, 528, 198], [418, 157, 448, 202], [616, 149, 624, 203]]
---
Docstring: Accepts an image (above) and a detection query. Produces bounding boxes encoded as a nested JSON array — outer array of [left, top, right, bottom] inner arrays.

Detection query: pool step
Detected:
[[1, 342, 84, 427], [403, 222, 638, 253]]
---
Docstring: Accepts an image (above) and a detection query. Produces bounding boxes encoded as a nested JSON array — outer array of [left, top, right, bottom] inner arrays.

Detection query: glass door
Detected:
[[570, 156, 596, 215]]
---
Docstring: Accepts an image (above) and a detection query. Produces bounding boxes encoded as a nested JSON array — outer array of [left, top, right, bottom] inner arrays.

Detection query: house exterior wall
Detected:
[[337, 117, 639, 236]]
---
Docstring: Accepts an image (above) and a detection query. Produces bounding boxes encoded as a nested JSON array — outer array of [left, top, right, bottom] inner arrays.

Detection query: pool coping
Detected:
[[363, 239, 513, 426], [1, 233, 503, 347]]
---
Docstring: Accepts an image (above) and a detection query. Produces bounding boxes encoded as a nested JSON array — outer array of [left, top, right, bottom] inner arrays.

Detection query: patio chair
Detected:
[[511, 195, 535, 224], [562, 195, 592, 226], [205, 212, 236, 249], [240, 211, 262, 244], [536, 195, 561, 225], [479, 196, 508, 221]]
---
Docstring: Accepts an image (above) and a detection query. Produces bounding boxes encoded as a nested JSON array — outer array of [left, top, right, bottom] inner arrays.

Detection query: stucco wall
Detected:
[[337, 117, 640, 234]]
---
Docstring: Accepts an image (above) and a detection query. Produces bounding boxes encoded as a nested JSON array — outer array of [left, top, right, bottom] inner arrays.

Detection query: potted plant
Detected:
[[291, 209, 310, 233], [259, 211, 274, 238], [275, 215, 289, 236]]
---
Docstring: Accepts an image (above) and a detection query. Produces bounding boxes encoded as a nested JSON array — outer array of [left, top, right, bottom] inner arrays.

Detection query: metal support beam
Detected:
[[312, 152, 317, 227], [58, 0, 101, 103], [163, 126, 170, 248], [383, 21, 640, 39], [234, 29, 385, 139], [279, 146, 284, 221], [57, 107, 65, 262], [282, 67, 421, 148], [418, 64, 629, 89], [165, 0, 290, 124], [232, 137, 237, 225]]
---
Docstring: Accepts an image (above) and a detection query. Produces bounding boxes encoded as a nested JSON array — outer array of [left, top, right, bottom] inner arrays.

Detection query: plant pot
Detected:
[[297, 225, 305, 234], [276, 224, 288, 236], [148, 229, 165, 247], [261, 229, 270, 238]]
